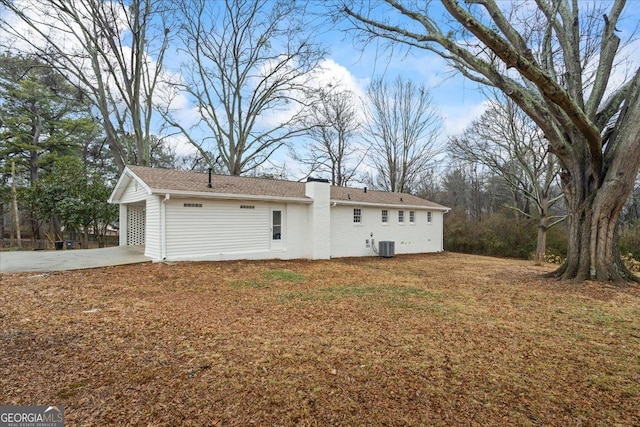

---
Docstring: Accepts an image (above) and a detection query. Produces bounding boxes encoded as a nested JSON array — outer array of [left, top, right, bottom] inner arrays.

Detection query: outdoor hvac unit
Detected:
[[378, 241, 395, 258]]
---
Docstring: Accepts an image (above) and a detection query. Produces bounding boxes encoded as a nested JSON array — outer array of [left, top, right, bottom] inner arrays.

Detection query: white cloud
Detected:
[[1, 0, 90, 55], [163, 134, 198, 158], [255, 57, 370, 129], [304, 58, 371, 125], [440, 100, 490, 137], [307, 58, 369, 98]]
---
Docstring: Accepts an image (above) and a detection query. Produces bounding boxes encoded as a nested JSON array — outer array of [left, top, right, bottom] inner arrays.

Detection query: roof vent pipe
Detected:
[[208, 168, 212, 188]]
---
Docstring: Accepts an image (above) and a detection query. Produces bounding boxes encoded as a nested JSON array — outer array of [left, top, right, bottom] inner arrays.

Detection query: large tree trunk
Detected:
[[554, 131, 640, 282], [558, 195, 632, 282]]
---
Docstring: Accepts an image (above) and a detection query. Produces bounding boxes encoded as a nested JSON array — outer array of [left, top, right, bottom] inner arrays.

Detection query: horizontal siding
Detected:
[[165, 199, 269, 258], [145, 197, 161, 259]]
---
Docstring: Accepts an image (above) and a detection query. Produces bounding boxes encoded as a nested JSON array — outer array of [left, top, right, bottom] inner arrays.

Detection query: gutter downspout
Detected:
[[161, 194, 170, 260]]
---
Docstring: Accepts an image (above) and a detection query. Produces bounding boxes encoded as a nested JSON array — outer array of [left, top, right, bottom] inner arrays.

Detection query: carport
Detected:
[[108, 169, 151, 250]]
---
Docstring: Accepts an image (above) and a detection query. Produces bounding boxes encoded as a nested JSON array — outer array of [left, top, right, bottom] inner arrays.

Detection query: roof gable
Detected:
[[108, 168, 151, 203]]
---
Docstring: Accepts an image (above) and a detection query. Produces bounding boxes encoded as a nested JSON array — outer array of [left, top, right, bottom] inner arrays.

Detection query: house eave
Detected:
[[149, 189, 313, 204], [330, 199, 450, 211]]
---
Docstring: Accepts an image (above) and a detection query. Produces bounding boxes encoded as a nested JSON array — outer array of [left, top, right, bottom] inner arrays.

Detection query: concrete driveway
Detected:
[[0, 246, 151, 273]]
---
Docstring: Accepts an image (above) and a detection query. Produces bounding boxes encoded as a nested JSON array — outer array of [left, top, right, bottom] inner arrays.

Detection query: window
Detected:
[[272, 210, 282, 240], [409, 211, 415, 223], [427, 212, 433, 223], [353, 208, 362, 223], [381, 209, 388, 223], [398, 210, 404, 223]]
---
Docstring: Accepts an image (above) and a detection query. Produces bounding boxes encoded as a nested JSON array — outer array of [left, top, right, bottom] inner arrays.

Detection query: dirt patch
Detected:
[[1, 253, 639, 426]]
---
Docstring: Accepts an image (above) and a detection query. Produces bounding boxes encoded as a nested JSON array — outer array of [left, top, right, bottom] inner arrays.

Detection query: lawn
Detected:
[[1, 253, 639, 426]]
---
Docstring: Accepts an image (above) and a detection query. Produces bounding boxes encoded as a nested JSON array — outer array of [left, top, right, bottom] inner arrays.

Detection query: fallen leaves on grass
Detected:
[[1, 253, 639, 426]]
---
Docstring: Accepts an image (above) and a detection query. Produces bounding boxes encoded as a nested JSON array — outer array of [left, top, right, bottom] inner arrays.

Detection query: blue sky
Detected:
[[327, 31, 488, 136]]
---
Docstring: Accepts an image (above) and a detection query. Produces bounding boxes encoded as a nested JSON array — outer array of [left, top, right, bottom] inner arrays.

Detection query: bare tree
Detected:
[[162, 0, 325, 175], [364, 76, 442, 193], [450, 94, 564, 264], [342, 0, 640, 282], [0, 0, 173, 171], [440, 163, 484, 220], [292, 88, 363, 185]]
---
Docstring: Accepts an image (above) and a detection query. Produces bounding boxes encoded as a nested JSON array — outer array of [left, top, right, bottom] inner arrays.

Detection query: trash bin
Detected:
[[66, 241, 73, 250], [55, 241, 64, 250]]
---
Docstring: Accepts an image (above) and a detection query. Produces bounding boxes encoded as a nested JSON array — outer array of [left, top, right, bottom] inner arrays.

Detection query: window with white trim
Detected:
[[409, 211, 415, 223], [398, 210, 404, 223], [427, 211, 433, 223], [272, 210, 282, 240], [353, 208, 362, 223], [381, 209, 388, 223]]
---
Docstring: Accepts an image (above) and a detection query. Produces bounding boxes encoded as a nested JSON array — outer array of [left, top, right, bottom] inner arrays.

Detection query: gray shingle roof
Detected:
[[330, 185, 447, 209], [127, 165, 308, 199], [126, 166, 448, 210]]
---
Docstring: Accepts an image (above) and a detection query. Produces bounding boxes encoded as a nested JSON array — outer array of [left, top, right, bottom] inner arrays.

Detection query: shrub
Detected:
[[444, 211, 536, 259], [618, 225, 640, 260], [621, 253, 640, 272], [541, 251, 564, 264]]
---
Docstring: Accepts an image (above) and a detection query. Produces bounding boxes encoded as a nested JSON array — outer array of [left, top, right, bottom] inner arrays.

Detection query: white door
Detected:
[[270, 206, 284, 250]]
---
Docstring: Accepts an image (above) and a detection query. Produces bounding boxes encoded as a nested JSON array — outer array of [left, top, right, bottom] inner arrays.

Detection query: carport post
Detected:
[[119, 204, 128, 246]]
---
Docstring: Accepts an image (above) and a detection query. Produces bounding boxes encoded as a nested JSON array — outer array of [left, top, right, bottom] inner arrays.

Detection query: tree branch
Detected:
[[441, 0, 602, 162]]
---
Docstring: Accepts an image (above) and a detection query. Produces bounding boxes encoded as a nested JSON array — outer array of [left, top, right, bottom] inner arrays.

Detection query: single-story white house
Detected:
[[108, 166, 449, 262]]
